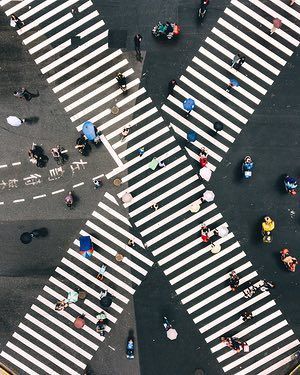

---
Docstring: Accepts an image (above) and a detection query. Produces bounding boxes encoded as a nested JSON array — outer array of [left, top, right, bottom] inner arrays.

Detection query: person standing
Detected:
[[229, 270, 239, 291], [241, 311, 253, 321], [168, 79, 177, 95], [134, 34, 143, 61], [270, 18, 282, 35], [10, 14, 24, 29], [14, 87, 34, 101]]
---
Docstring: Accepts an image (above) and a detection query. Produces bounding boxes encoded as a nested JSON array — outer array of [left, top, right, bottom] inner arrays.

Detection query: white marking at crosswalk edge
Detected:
[[231, 0, 299, 47], [25, 313, 93, 359], [249, 0, 300, 36], [52, 189, 65, 195], [196, 50, 266, 95], [5, 0, 35, 16], [73, 182, 84, 188], [183, 261, 253, 306], [56, 49, 123, 95], [29, 10, 99, 55], [257, 351, 299, 375], [204, 37, 273, 85], [269, 0, 300, 20], [104, 192, 119, 206], [171, 241, 239, 286], [186, 65, 256, 111], [18, 323, 86, 368], [13, 199, 25, 203], [35, 40, 72, 64], [224, 8, 293, 56], [33, 194, 47, 199], [163, 103, 227, 156], [176, 248, 243, 296], [20, 0, 62, 20], [0, 164, 7, 168], [65, 68, 134, 112], [12, 161, 21, 166], [212, 28, 280, 76], [205, 300, 277, 343], [0, 351, 39, 375], [199, 292, 269, 333], [84, 298, 118, 323], [42, 28, 107, 74], [6, 341, 60, 375], [100, 134, 124, 168], [13, 332, 80, 375], [118, 155, 187, 198], [223, 330, 295, 372], [98, 201, 131, 226]]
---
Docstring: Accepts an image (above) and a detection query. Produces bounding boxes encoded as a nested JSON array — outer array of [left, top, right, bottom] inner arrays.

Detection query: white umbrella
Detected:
[[203, 190, 215, 202], [190, 202, 200, 213], [6, 116, 22, 127], [167, 328, 178, 340], [199, 166, 212, 181], [217, 225, 229, 238], [122, 192, 133, 203], [211, 243, 221, 254], [66, 290, 79, 303]]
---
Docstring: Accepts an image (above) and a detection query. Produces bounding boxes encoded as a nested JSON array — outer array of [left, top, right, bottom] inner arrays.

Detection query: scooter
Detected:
[[281, 248, 298, 272], [152, 22, 181, 39], [242, 156, 253, 179], [284, 175, 297, 196]]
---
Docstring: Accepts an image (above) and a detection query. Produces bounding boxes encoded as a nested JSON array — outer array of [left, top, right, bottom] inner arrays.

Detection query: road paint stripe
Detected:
[[19, 323, 85, 368], [100, 134, 123, 168], [225, 8, 293, 56], [12, 161, 21, 166], [104, 192, 119, 206], [79, 228, 147, 276], [25, 313, 92, 358], [176, 250, 244, 296], [205, 300, 277, 343], [33, 194, 46, 199], [93, 174, 104, 180], [5, 0, 36, 16], [98, 202, 131, 226], [29, 10, 98, 55], [13, 199, 25, 203], [84, 299, 117, 323], [0, 202, 4, 205], [269, 0, 300, 20], [56, 49, 123, 95], [17, 0, 61, 20], [257, 352, 299, 375], [0, 351, 39, 375], [73, 182, 84, 188], [212, 28, 280, 75], [48, 42, 108, 84], [184, 262, 253, 306], [51, 189, 65, 195], [0, 164, 7, 168]]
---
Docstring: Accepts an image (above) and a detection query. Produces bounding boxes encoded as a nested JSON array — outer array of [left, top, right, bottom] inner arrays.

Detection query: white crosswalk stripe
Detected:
[[1, 0, 299, 373]]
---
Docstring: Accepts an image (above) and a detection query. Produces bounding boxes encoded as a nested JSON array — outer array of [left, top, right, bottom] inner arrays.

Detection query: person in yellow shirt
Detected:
[[262, 216, 275, 243]]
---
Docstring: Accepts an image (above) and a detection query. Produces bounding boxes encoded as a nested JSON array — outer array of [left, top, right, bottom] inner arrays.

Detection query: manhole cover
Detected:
[[115, 253, 124, 262], [113, 178, 121, 186], [111, 106, 119, 115]]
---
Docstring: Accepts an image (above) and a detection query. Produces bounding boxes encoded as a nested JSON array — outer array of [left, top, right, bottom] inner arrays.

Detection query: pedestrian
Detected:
[[55, 299, 69, 311], [199, 147, 208, 168], [270, 18, 282, 35], [71, 6, 79, 17], [168, 79, 177, 95], [134, 34, 143, 61], [93, 179, 103, 189], [290, 0, 296, 5], [235, 56, 245, 71], [225, 78, 239, 93], [241, 311, 253, 321], [121, 127, 130, 141], [13, 87, 34, 101], [231, 53, 240, 68], [229, 270, 239, 291], [200, 224, 210, 242], [6, 116, 26, 127], [96, 264, 107, 281], [128, 239, 135, 247], [74, 314, 85, 329], [10, 14, 24, 29], [151, 202, 159, 210], [158, 160, 166, 168], [137, 147, 145, 156]]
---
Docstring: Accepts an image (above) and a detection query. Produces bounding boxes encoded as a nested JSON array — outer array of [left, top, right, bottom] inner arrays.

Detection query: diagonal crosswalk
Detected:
[[1, 0, 299, 374]]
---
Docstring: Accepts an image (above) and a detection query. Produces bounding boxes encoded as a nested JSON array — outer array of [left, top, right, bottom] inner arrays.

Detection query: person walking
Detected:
[[93, 179, 103, 189], [225, 78, 240, 93], [270, 18, 282, 35], [200, 224, 210, 243], [168, 79, 177, 95], [229, 270, 240, 291], [13, 87, 38, 101], [241, 311, 253, 321], [121, 127, 130, 141], [10, 14, 24, 29], [6, 116, 26, 127], [96, 264, 107, 281], [134, 34, 143, 61]]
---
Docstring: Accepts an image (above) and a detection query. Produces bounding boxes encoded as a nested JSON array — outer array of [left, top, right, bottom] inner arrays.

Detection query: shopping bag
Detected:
[[148, 158, 159, 170]]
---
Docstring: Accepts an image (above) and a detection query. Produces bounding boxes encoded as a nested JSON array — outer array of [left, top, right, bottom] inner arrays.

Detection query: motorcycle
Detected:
[[116, 72, 127, 93], [126, 338, 134, 359], [64, 191, 74, 209], [284, 175, 297, 196], [152, 21, 181, 39], [242, 156, 253, 179], [198, 0, 209, 19], [281, 248, 298, 272]]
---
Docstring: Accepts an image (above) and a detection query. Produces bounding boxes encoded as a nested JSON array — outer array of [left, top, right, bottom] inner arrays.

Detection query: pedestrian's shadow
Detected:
[[37, 227, 48, 237], [233, 160, 242, 184], [26, 116, 39, 125]]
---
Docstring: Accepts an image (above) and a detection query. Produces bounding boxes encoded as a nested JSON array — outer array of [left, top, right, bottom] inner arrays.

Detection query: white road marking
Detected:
[[13, 199, 25, 203], [51, 189, 65, 195], [33, 194, 46, 199], [72, 182, 84, 188]]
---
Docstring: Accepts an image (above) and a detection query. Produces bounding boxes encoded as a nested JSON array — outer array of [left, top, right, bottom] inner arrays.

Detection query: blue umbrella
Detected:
[[187, 130, 197, 142], [230, 78, 239, 87], [82, 121, 96, 141], [183, 98, 195, 112]]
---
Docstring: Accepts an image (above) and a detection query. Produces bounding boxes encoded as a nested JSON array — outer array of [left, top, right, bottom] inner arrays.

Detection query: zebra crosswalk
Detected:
[[0, 194, 153, 374], [1, 0, 299, 373]]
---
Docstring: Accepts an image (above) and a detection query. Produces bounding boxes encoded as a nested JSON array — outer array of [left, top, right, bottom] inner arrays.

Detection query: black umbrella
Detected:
[[214, 121, 223, 132], [20, 232, 32, 244], [100, 295, 112, 308]]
